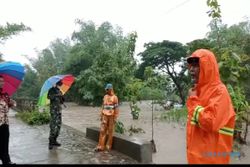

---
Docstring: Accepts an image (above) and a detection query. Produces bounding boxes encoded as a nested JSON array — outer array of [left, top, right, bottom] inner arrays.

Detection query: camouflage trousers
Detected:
[[49, 105, 62, 141]]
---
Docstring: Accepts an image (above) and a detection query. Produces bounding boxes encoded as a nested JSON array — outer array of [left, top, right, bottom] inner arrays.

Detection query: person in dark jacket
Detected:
[[47, 80, 64, 150]]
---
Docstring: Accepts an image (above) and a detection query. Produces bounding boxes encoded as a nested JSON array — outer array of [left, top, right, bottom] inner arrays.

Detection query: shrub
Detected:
[[115, 120, 126, 134], [16, 110, 50, 125]]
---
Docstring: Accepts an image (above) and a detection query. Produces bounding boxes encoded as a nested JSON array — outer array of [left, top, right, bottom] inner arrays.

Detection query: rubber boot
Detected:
[[49, 139, 53, 150], [53, 137, 61, 147]]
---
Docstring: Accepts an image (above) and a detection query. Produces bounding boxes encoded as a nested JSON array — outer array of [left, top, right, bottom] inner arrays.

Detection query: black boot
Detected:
[[53, 140, 61, 147], [53, 137, 61, 147], [49, 139, 53, 150]]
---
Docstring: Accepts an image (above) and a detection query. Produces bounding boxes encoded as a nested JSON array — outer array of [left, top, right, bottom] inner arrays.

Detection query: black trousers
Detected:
[[0, 124, 11, 164]]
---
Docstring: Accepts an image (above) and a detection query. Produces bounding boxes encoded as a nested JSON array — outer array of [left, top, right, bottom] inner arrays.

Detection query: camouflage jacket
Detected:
[[47, 87, 64, 107]]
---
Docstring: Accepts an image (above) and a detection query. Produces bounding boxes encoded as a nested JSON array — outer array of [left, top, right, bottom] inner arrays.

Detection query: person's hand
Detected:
[[188, 87, 197, 97]]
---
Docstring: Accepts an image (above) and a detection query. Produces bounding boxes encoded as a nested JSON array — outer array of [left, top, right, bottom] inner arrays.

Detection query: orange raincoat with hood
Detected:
[[186, 49, 236, 164]]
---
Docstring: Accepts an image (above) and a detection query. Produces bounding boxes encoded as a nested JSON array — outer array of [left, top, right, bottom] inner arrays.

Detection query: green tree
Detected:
[[0, 22, 31, 43], [14, 65, 40, 99], [26, 38, 72, 92], [0, 53, 3, 62], [186, 38, 215, 55], [140, 66, 167, 102], [74, 22, 137, 105], [124, 78, 144, 119], [139, 40, 188, 105], [0, 22, 31, 62], [206, 0, 250, 143]]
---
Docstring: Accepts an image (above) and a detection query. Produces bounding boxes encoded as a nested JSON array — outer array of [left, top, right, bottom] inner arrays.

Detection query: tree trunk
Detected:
[[166, 67, 185, 105]]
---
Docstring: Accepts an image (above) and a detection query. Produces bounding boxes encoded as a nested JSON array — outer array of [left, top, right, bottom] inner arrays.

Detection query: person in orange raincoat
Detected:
[[186, 49, 236, 164], [95, 83, 119, 151]]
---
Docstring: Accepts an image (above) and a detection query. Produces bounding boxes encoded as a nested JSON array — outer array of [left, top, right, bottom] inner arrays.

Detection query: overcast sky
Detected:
[[1, 0, 250, 65]]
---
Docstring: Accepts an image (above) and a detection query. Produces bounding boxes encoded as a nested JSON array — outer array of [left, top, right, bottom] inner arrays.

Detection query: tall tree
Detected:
[[139, 40, 187, 105], [14, 65, 40, 99], [28, 38, 72, 85], [74, 22, 138, 105], [206, 0, 250, 143], [186, 38, 215, 55]]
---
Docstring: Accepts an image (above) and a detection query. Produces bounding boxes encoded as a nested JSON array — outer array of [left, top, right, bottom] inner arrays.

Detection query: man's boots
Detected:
[[49, 139, 53, 150], [53, 137, 61, 147]]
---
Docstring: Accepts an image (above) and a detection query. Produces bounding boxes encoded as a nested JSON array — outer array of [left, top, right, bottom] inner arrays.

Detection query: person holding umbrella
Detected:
[[95, 83, 119, 152], [37, 74, 74, 150], [0, 61, 25, 165], [47, 80, 64, 150], [0, 75, 16, 164]]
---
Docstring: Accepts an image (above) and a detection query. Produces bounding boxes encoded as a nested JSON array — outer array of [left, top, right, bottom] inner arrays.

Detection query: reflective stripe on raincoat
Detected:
[[102, 93, 119, 116], [186, 49, 236, 164]]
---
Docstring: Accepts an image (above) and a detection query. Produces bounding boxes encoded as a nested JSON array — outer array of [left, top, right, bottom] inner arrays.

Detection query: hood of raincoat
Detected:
[[188, 49, 221, 87], [187, 49, 222, 100]]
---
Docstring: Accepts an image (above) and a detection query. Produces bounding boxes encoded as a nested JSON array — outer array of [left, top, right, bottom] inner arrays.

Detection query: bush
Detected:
[[127, 125, 145, 136], [16, 110, 51, 125], [115, 120, 126, 134], [130, 102, 140, 120]]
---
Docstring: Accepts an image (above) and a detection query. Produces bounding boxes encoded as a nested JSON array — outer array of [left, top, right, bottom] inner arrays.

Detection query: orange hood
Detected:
[[190, 49, 221, 87], [188, 49, 222, 100]]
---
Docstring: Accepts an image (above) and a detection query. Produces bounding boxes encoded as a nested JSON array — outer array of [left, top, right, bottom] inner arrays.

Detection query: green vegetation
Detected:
[[115, 120, 126, 134], [15, 110, 50, 125], [160, 107, 187, 124], [1, 0, 249, 145]]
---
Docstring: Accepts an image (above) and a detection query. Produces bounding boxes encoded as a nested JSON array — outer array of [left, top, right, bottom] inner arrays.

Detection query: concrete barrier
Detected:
[[86, 127, 152, 163]]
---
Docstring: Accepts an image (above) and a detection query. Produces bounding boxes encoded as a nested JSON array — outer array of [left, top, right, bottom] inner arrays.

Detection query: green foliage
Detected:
[[186, 38, 215, 55], [130, 102, 141, 120], [124, 78, 144, 102], [115, 120, 126, 134], [16, 110, 50, 125], [205, 2, 250, 142], [140, 66, 168, 102], [227, 85, 249, 119], [29, 38, 72, 86], [0, 22, 31, 43], [74, 22, 137, 105], [206, 0, 221, 20], [0, 53, 3, 62], [127, 125, 145, 136], [160, 107, 187, 124], [227, 84, 250, 143], [219, 50, 250, 85], [18, 38, 72, 100], [14, 65, 40, 99], [124, 78, 144, 119], [139, 40, 188, 104]]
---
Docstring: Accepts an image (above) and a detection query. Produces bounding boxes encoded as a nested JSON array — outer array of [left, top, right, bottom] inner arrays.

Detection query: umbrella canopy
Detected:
[[0, 61, 25, 96], [38, 74, 75, 106]]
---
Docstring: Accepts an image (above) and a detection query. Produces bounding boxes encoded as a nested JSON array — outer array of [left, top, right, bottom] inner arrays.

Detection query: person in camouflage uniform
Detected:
[[47, 80, 64, 150]]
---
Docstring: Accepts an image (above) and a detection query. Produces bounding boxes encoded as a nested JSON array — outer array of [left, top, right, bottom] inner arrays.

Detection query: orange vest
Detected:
[[102, 94, 118, 116], [186, 49, 236, 164]]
